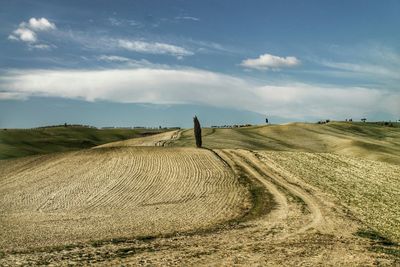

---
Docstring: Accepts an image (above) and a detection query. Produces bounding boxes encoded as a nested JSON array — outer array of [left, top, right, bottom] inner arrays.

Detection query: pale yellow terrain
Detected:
[[1, 122, 399, 266], [257, 151, 400, 242], [96, 130, 180, 148], [0, 146, 247, 251], [173, 122, 400, 164]]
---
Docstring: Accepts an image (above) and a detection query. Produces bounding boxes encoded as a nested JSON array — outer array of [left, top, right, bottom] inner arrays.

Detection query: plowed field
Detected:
[[0, 147, 248, 251], [1, 123, 399, 266]]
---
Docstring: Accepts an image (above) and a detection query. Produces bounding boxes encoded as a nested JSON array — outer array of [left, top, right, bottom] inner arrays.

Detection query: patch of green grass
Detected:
[[90, 240, 103, 248], [244, 183, 275, 220], [208, 149, 276, 222], [0, 126, 167, 159], [137, 235, 156, 242], [356, 228, 400, 259], [35, 259, 51, 265], [356, 228, 396, 246], [371, 246, 400, 258], [109, 237, 130, 244]]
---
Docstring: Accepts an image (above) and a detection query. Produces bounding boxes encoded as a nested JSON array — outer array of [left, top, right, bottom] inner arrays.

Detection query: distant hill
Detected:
[[0, 126, 167, 159], [172, 122, 400, 165]]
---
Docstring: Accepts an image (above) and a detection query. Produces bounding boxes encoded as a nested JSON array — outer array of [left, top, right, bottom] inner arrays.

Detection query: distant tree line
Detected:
[[316, 119, 399, 127], [35, 124, 96, 129], [211, 124, 252, 128], [101, 126, 180, 130]]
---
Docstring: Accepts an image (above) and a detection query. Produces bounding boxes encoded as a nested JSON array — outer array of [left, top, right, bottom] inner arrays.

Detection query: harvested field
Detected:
[[1, 124, 400, 266], [171, 122, 400, 164], [256, 151, 400, 242], [0, 147, 248, 251], [0, 126, 167, 160], [3, 149, 398, 266], [96, 130, 180, 148]]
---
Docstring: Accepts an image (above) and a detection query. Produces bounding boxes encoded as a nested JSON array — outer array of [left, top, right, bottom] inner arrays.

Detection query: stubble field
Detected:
[[257, 151, 400, 242]]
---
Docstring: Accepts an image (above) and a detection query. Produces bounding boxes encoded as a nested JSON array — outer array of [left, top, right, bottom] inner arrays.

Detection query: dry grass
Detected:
[[257, 151, 400, 242], [171, 122, 400, 164], [0, 146, 248, 251], [1, 123, 400, 265], [3, 149, 397, 266], [96, 130, 180, 148]]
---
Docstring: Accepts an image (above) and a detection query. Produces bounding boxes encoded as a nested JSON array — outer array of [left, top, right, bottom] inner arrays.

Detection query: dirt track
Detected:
[[95, 130, 181, 148], [222, 150, 324, 236], [2, 148, 398, 266]]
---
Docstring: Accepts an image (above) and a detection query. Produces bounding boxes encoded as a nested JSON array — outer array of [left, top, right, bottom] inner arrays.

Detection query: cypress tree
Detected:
[[193, 116, 202, 148]]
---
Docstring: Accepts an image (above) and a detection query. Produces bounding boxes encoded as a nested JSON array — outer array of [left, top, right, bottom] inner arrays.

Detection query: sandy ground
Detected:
[[0, 147, 247, 251], [95, 130, 181, 148], [1, 148, 398, 266]]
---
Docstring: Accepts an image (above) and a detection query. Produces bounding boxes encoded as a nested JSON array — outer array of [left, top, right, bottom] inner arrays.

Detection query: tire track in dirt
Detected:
[[2, 128, 396, 266], [231, 149, 325, 235], [2, 147, 398, 266], [215, 149, 289, 225], [95, 130, 180, 148]]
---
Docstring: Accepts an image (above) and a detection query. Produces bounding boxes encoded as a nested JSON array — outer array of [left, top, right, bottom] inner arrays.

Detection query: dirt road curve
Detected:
[[95, 130, 181, 148], [3, 148, 398, 266], [220, 149, 324, 237]]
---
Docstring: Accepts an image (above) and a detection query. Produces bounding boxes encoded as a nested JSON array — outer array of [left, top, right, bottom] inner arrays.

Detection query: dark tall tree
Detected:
[[193, 116, 202, 148]]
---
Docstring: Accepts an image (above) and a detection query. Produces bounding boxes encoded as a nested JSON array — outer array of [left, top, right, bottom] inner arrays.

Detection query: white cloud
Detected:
[[241, 53, 300, 70], [108, 17, 141, 27], [97, 55, 132, 62], [7, 35, 19, 41], [320, 61, 400, 80], [118, 40, 194, 57], [9, 28, 37, 42], [26, 17, 56, 31], [0, 91, 27, 100], [96, 55, 156, 67], [108, 17, 122, 26], [175, 16, 200, 21], [8, 17, 56, 44], [31, 44, 52, 50], [0, 67, 398, 119]]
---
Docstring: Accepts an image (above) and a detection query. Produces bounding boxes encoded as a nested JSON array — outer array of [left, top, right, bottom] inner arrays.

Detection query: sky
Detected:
[[0, 0, 399, 128]]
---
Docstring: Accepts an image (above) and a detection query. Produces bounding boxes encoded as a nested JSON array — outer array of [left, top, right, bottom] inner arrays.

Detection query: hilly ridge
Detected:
[[0, 126, 167, 159], [172, 122, 400, 164]]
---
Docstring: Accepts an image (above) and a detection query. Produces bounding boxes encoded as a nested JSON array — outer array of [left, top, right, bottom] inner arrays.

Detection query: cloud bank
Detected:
[[1, 67, 398, 120], [241, 53, 300, 70]]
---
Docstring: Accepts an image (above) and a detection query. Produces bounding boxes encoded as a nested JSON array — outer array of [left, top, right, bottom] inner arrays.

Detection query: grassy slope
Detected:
[[259, 151, 400, 242], [172, 122, 400, 164], [0, 126, 166, 159], [174, 122, 400, 242]]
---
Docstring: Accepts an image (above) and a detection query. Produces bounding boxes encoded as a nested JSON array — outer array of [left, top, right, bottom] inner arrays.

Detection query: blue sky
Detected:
[[0, 0, 399, 128]]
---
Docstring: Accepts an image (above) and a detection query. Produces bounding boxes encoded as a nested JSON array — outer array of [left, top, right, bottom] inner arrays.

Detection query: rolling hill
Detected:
[[1, 121, 399, 265], [0, 146, 247, 250], [0, 126, 167, 160], [171, 122, 400, 165]]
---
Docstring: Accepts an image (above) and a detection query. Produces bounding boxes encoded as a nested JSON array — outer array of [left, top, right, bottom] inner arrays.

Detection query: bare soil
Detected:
[[1, 148, 398, 266]]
